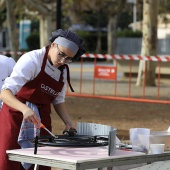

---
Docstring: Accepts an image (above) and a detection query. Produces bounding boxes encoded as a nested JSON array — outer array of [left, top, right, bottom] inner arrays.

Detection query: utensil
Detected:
[[40, 123, 57, 138]]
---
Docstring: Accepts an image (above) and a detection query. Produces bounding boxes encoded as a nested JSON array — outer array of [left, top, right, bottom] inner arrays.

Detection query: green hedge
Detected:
[[26, 32, 40, 51], [25, 29, 142, 53], [116, 29, 142, 37], [76, 29, 142, 54], [76, 31, 107, 54]]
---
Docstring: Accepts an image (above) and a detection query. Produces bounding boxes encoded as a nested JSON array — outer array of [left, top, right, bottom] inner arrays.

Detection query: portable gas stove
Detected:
[[27, 122, 117, 170], [31, 122, 116, 156], [32, 134, 109, 154]]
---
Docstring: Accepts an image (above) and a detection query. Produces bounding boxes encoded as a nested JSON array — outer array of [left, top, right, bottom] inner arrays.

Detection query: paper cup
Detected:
[[150, 144, 165, 154]]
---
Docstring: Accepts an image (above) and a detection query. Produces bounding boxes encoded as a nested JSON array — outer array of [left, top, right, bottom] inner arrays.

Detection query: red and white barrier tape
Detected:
[[1, 51, 170, 62], [0, 51, 25, 55], [82, 54, 170, 62]]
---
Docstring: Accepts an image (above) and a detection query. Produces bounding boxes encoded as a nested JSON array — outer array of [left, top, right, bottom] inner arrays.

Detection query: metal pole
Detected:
[[56, 0, 62, 29]]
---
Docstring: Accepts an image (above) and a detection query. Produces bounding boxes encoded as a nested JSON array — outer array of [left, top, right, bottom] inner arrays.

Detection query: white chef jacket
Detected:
[[2, 47, 67, 106], [0, 55, 16, 108]]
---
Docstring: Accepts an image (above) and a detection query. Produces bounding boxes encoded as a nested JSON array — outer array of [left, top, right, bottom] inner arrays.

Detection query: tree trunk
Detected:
[[107, 16, 117, 54], [95, 30, 102, 53], [39, 15, 52, 47], [136, 0, 159, 86], [5, 0, 19, 60]]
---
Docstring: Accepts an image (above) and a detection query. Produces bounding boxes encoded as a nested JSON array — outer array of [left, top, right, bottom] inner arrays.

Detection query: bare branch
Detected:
[[22, 0, 55, 15]]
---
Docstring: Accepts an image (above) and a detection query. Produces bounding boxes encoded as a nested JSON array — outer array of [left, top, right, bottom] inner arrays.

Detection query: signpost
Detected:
[[94, 66, 117, 80]]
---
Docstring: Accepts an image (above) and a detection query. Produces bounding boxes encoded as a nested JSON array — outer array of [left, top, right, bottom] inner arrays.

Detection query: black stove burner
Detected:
[[32, 135, 109, 154]]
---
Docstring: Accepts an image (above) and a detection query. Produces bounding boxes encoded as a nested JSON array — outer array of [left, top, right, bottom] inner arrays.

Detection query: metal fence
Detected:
[[67, 54, 170, 105], [1, 51, 170, 104]]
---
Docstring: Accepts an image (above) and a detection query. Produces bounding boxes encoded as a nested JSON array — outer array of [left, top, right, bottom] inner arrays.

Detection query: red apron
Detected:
[[0, 46, 73, 170]]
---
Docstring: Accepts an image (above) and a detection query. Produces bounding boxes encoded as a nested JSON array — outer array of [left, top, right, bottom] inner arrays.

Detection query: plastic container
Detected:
[[150, 131, 170, 151], [150, 144, 165, 154]]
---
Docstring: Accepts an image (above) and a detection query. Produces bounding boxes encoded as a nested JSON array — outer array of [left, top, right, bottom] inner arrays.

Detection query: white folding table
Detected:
[[6, 146, 170, 170]]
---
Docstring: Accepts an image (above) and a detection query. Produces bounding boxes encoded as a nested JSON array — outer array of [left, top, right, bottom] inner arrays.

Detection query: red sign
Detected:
[[94, 66, 117, 80]]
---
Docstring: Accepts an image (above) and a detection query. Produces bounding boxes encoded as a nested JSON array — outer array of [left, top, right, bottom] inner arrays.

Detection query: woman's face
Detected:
[[48, 43, 75, 67]]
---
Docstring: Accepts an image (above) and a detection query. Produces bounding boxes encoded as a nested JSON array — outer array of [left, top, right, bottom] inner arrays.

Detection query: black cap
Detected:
[[49, 29, 86, 61]]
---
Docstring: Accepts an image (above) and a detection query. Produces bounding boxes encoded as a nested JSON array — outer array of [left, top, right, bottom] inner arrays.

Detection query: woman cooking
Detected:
[[0, 29, 85, 170]]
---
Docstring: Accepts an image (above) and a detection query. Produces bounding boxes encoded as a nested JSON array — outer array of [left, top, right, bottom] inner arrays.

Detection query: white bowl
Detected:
[[150, 144, 165, 154], [150, 131, 170, 151]]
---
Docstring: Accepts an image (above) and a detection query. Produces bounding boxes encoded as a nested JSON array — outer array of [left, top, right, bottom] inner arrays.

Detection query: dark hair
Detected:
[[49, 29, 86, 61]]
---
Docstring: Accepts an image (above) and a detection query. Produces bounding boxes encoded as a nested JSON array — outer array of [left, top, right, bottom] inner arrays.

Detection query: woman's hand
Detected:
[[63, 124, 77, 136], [1, 89, 40, 127], [22, 107, 40, 127], [53, 103, 77, 135]]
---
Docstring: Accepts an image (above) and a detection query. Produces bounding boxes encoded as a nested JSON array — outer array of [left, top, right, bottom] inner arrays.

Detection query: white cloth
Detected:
[[1, 47, 67, 105], [0, 55, 16, 108]]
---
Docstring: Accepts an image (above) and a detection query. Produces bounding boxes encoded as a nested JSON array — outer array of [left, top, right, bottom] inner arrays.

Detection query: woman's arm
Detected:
[[0, 89, 40, 126], [53, 102, 76, 130]]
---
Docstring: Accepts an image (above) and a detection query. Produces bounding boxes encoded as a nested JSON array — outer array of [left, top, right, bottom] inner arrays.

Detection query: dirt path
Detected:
[[51, 97, 170, 141], [50, 76, 170, 170], [51, 96, 170, 170]]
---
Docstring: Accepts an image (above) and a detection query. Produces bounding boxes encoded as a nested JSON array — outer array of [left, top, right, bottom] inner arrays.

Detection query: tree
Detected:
[[106, 0, 126, 54], [63, 0, 127, 54], [63, 0, 107, 53], [22, 0, 56, 47], [0, 0, 19, 60], [81, 1, 108, 53], [136, 0, 159, 86]]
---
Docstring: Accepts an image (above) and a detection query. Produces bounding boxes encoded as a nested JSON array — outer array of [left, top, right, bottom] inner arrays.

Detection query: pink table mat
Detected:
[[7, 146, 145, 163]]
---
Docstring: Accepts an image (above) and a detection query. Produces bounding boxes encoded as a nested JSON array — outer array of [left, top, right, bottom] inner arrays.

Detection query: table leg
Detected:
[[34, 164, 39, 170]]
